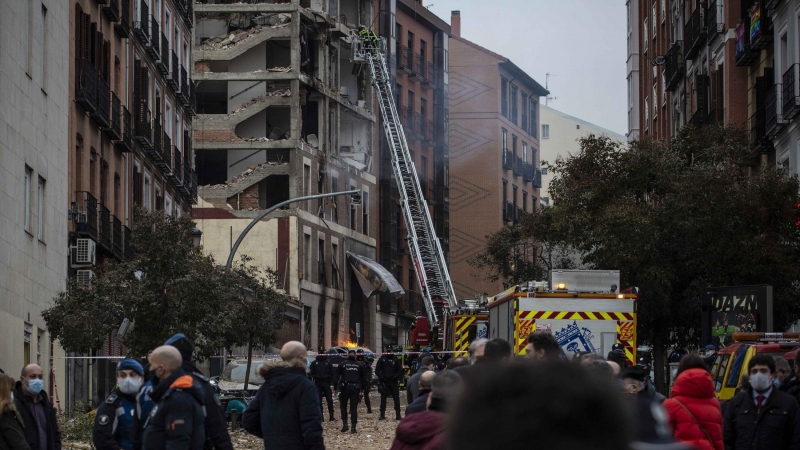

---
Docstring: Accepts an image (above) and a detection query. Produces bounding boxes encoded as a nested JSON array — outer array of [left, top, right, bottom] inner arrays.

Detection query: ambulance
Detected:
[[488, 270, 638, 365]]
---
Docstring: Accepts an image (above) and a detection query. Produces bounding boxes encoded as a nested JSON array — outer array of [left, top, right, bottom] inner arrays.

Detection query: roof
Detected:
[[397, 0, 451, 34], [540, 104, 626, 139], [450, 35, 548, 97]]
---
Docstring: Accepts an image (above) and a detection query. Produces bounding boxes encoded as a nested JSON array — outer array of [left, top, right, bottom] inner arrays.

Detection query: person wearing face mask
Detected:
[[93, 359, 144, 450], [375, 346, 404, 421], [723, 354, 800, 450], [13, 364, 61, 450]]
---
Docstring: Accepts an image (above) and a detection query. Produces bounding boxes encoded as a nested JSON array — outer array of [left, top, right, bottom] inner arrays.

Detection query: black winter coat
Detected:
[[723, 387, 800, 450], [141, 370, 206, 450], [13, 382, 61, 450], [0, 409, 31, 450], [241, 360, 324, 450], [375, 356, 402, 382], [182, 360, 233, 450]]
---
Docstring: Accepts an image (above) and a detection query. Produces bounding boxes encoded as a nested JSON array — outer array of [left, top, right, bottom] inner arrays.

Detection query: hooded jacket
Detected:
[[390, 410, 446, 450], [241, 359, 324, 450], [663, 369, 724, 450], [12, 382, 61, 450], [141, 369, 206, 450]]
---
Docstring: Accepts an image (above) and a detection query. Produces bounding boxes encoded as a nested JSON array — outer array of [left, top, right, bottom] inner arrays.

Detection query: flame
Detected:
[[339, 340, 359, 348]]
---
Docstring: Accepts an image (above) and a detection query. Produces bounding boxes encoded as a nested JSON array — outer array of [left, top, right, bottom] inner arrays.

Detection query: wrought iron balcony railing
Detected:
[[104, 92, 122, 141], [75, 58, 98, 112], [99, 205, 112, 252], [102, 0, 120, 22], [114, 0, 130, 38], [148, 16, 160, 59], [75, 191, 98, 241], [665, 41, 684, 91], [132, 0, 149, 44], [684, 3, 707, 60], [91, 76, 111, 128], [158, 33, 169, 74], [783, 64, 800, 122]]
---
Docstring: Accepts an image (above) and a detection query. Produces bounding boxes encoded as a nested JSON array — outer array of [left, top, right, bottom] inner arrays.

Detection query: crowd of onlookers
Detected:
[[2, 331, 799, 449]]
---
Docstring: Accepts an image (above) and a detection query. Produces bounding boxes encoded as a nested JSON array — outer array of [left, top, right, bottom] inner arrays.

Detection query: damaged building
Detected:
[[192, 0, 398, 351]]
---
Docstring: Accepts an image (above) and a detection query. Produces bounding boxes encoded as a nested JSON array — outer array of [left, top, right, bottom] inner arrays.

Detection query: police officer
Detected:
[[356, 349, 374, 414], [165, 333, 233, 450], [375, 345, 403, 420], [333, 350, 367, 434], [93, 358, 144, 450], [309, 353, 335, 421]]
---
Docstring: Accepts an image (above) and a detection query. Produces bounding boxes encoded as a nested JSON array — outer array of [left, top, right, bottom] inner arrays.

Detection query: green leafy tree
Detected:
[[43, 206, 287, 360], [473, 128, 800, 390]]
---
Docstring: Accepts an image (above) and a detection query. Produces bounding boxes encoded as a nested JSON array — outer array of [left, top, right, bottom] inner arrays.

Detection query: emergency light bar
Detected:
[[733, 332, 800, 342]]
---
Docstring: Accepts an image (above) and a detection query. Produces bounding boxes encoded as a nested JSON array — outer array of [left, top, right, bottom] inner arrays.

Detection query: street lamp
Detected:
[[192, 227, 203, 248], [226, 190, 361, 269]]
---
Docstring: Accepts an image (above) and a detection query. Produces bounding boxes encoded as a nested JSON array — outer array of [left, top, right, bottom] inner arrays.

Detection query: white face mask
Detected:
[[750, 372, 772, 392], [118, 376, 143, 395]]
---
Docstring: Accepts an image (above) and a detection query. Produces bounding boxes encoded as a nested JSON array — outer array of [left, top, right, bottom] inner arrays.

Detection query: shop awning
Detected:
[[346, 252, 405, 298]]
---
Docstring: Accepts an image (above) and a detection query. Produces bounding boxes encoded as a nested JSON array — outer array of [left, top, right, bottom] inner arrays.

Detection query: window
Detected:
[[521, 93, 528, 131], [304, 233, 312, 279], [165, 194, 172, 216], [502, 128, 508, 149], [501, 77, 508, 117], [644, 97, 650, 126], [395, 83, 402, 108], [576, 124, 581, 130], [511, 84, 518, 124], [662, 73, 667, 104], [144, 171, 152, 210], [407, 91, 415, 113], [37, 177, 45, 241], [331, 243, 339, 289], [541, 167, 548, 175], [407, 31, 414, 52], [420, 40, 427, 62], [303, 164, 311, 209], [362, 191, 369, 235], [522, 142, 528, 163], [653, 85, 658, 119], [24, 167, 32, 233], [165, 101, 172, 139], [530, 99, 538, 138], [420, 98, 427, 118], [652, 4, 657, 37], [523, 191, 528, 213], [331, 177, 339, 223], [40, 5, 47, 89], [661, 0, 666, 20], [512, 185, 518, 222], [643, 19, 649, 52], [512, 135, 518, 161], [318, 238, 326, 285], [502, 179, 508, 219], [155, 185, 163, 211], [541, 124, 550, 139], [25, 0, 32, 74], [23, 324, 32, 366]]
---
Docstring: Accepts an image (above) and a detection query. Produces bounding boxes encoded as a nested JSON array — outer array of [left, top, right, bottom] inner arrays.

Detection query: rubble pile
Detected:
[[200, 161, 288, 189], [199, 14, 291, 51]]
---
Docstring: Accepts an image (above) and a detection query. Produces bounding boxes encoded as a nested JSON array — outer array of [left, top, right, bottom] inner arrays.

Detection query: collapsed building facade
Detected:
[[192, 0, 395, 351]]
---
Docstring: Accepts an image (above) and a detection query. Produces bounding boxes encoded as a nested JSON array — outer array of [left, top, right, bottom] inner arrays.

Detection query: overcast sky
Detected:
[[425, 0, 628, 135]]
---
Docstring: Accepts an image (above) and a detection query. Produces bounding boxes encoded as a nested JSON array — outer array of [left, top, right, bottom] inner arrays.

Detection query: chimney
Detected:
[[451, 11, 461, 37]]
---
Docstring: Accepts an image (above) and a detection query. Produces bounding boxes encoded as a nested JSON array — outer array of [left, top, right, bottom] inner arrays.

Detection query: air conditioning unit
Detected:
[[71, 238, 96, 267], [76, 269, 95, 285]]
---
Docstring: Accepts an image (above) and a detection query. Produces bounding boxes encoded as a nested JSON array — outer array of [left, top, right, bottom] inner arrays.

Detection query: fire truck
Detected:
[[488, 270, 638, 364], [407, 298, 489, 357], [712, 332, 800, 401]]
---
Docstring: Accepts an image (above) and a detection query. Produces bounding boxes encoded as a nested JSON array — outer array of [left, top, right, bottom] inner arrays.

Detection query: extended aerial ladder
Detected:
[[353, 36, 457, 327]]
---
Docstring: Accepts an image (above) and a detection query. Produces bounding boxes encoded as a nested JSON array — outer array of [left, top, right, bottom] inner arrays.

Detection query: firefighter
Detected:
[[356, 349, 373, 413], [309, 354, 335, 421], [375, 345, 403, 420], [333, 350, 367, 434], [358, 26, 379, 47]]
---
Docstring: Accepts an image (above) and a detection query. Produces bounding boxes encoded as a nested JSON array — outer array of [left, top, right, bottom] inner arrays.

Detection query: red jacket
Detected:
[[390, 410, 446, 450], [663, 368, 724, 450]]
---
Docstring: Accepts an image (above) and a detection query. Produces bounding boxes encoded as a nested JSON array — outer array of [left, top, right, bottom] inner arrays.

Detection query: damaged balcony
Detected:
[[193, 39, 293, 81], [197, 162, 291, 213], [194, 16, 292, 62]]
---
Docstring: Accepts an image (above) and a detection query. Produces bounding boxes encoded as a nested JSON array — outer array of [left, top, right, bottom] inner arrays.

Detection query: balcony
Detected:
[[104, 93, 122, 141], [750, 3, 772, 52], [149, 120, 164, 164], [114, 0, 130, 38], [412, 53, 424, 81], [397, 46, 411, 73], [112, 216, 123, 260], [157, 33, 169, 75], [505, 201, 514, 223], [424, 61, 436, 88], [75, 192, 98, 241], [178, 162, 191, 196], [502, 148, 513, 170], [168, 52, 180, 91], [533, 168, 542, 189], [123, 226, 134, 260], [665, 41, 684, 91], [749, 109, 772, 151], [683, 4, 707, 60], [765, 83, 785, 138], [522, 162, 535, 182], [159, 133, 172, 171], [132, 0, 149, 45], [513, 156, 523, 176], [148, 16, 160, 59], [133, 105, 152, 149], [75, 59, 98, 113], [102, 0, 119, 21], [99, 205, 112, 252], [169, 149, 182, 188], [115, 105, 134, 152], [783, 64, 800, 122], [90, 77, 111, 128], [736, 19, 758, 66], [179, 66, 189, 104], [707, 0, 723, 44]]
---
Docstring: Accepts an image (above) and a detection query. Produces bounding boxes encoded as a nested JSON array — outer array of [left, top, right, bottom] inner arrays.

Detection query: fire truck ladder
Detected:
[[354, 37, 457, 324]]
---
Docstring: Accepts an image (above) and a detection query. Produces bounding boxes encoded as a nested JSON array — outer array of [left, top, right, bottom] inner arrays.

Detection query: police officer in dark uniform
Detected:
[[356, 349, 374, 414], [309, 353, 335, 421], [94, 358, 144, 450], [375, 345, 403, 420], [165, 333, 233, 450], [333, 350, 367, 434]]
